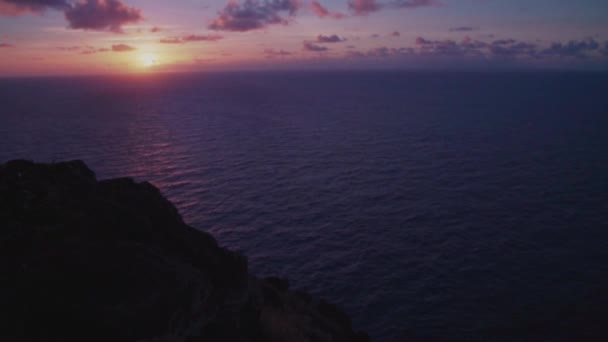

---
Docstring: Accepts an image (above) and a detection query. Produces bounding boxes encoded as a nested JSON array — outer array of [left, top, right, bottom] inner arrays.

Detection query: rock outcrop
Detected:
[[0, 160, 368, 341]]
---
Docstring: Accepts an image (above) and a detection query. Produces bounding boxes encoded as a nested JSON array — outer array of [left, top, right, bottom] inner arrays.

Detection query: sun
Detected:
[[140, 54, 158, 68]]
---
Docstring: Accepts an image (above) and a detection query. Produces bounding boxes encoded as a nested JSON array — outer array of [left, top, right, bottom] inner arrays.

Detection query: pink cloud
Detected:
[[65, 0, 143, 33], [310, 1, 345, 19], [0, 0, 68, 16]]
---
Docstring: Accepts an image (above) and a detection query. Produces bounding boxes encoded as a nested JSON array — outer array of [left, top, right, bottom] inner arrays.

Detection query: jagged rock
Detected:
[[0, 160, 368, 342]]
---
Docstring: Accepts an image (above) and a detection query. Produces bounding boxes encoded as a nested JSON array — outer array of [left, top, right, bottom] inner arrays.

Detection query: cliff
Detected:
[[0, 160, 368, 341]]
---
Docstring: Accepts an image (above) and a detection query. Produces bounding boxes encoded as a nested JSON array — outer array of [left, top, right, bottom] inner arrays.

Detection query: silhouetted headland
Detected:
[[0, 160, 369, 341]]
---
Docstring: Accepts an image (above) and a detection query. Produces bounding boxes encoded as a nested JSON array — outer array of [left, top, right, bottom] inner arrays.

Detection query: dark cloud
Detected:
[[0, 0, 68, 15], [111, 44, 135, 52], [0, 42, 15, 47], [303, 41, 329, 52], [349, 0, 433, 15], [391, 31, 400, 37], [391, 0, 434, 9], [150, 26, 162, 33], [310, 0, 345, 19], [449, 26, 478, 32], [160, 34, 223, 44], [209, 0, 300, 32], [65, 0, 143, 33], [370, 34, 380, 38], [489, 40, 537, 58], [540, 38, 600, 58], [317, 34, 346, 43], [347, 46, 415, 58], [348, 0, 380, 15], [264, 48, 292, 57], [412, 36, 603, 60]]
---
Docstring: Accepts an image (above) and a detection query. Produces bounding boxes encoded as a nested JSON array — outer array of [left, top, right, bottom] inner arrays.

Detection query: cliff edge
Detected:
[[0, 160, 369, 341]]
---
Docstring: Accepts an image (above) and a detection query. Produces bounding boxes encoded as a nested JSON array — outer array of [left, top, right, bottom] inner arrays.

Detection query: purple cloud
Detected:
[[310, 0, 345, 19], [303, 41, 329, 52], [65, 0, 143, 33], [264, 48, 292, 57], [391, 0, 434, 9], [391, 31, 400, 37], [111, 44, 135, 52], [347, 46, 415, 58], [348, 0, 380, 15], [349, 0, 434, 15], [0, 0, 68, 15], [449, 26, 479, 32], [209, 0, 300, 32], [161, 34, 223, 44], [183, 34, 223, 42], [0, 42, 15, 47], [317, 34, 346, 43], [150, 26, 162, 33], [602, 42, 608, 56], [540, 38, 600, 58]]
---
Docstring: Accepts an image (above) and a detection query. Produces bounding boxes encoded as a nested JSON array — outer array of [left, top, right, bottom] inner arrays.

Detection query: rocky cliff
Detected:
[[0, 160, 368, 341]]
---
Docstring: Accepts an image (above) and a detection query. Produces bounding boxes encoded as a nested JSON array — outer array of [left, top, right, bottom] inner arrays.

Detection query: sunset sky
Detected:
[[1, 0, 608, 76]]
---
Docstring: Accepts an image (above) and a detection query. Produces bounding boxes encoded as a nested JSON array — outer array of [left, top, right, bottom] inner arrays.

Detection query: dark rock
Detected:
[[0, 160, 367, 341], [265, 277, 290, 292]]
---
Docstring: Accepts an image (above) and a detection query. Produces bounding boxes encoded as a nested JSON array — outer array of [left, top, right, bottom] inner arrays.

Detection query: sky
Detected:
[[0, 0, 607, 76]]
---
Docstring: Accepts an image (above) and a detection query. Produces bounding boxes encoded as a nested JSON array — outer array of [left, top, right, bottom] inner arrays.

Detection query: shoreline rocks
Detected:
[[0, 160, 368, 341]]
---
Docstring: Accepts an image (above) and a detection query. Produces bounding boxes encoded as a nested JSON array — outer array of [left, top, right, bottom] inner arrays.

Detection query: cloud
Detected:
[[411, 36, 603, 60], [391, 0, 435, 9], [160, 34, 223, 44], [391, 31, 400, 37], [209, 0, 300, 32], [111, 44, 135, 52], [56, 45, 81, 51], [183, 34, 223, 42], [65, 0, 143, 33], [303, 41, 328, 52], [349, 0, 434, 15], [317, 34, 346, 43], [346, 46, 417, 60], [489, 40, 537, 58], [81, 46, 110, 54], [0, 0, 68, 15], [0, 42, 14, 47], [150, 26, 162, 33], [540, 38, 600, 58], [449, 26, 478, 32], [348, 0, 380, 15], [160, 38, 182, 44], [310, 1, 345, 19], [264, 48, 292, 57]]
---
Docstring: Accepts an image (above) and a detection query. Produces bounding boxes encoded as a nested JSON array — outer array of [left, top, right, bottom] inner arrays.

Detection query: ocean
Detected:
[[1, 71, 607, 340]]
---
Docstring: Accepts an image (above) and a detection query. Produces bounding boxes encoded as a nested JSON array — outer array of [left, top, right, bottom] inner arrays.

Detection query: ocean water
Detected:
[[1, 71, 607, 340]]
